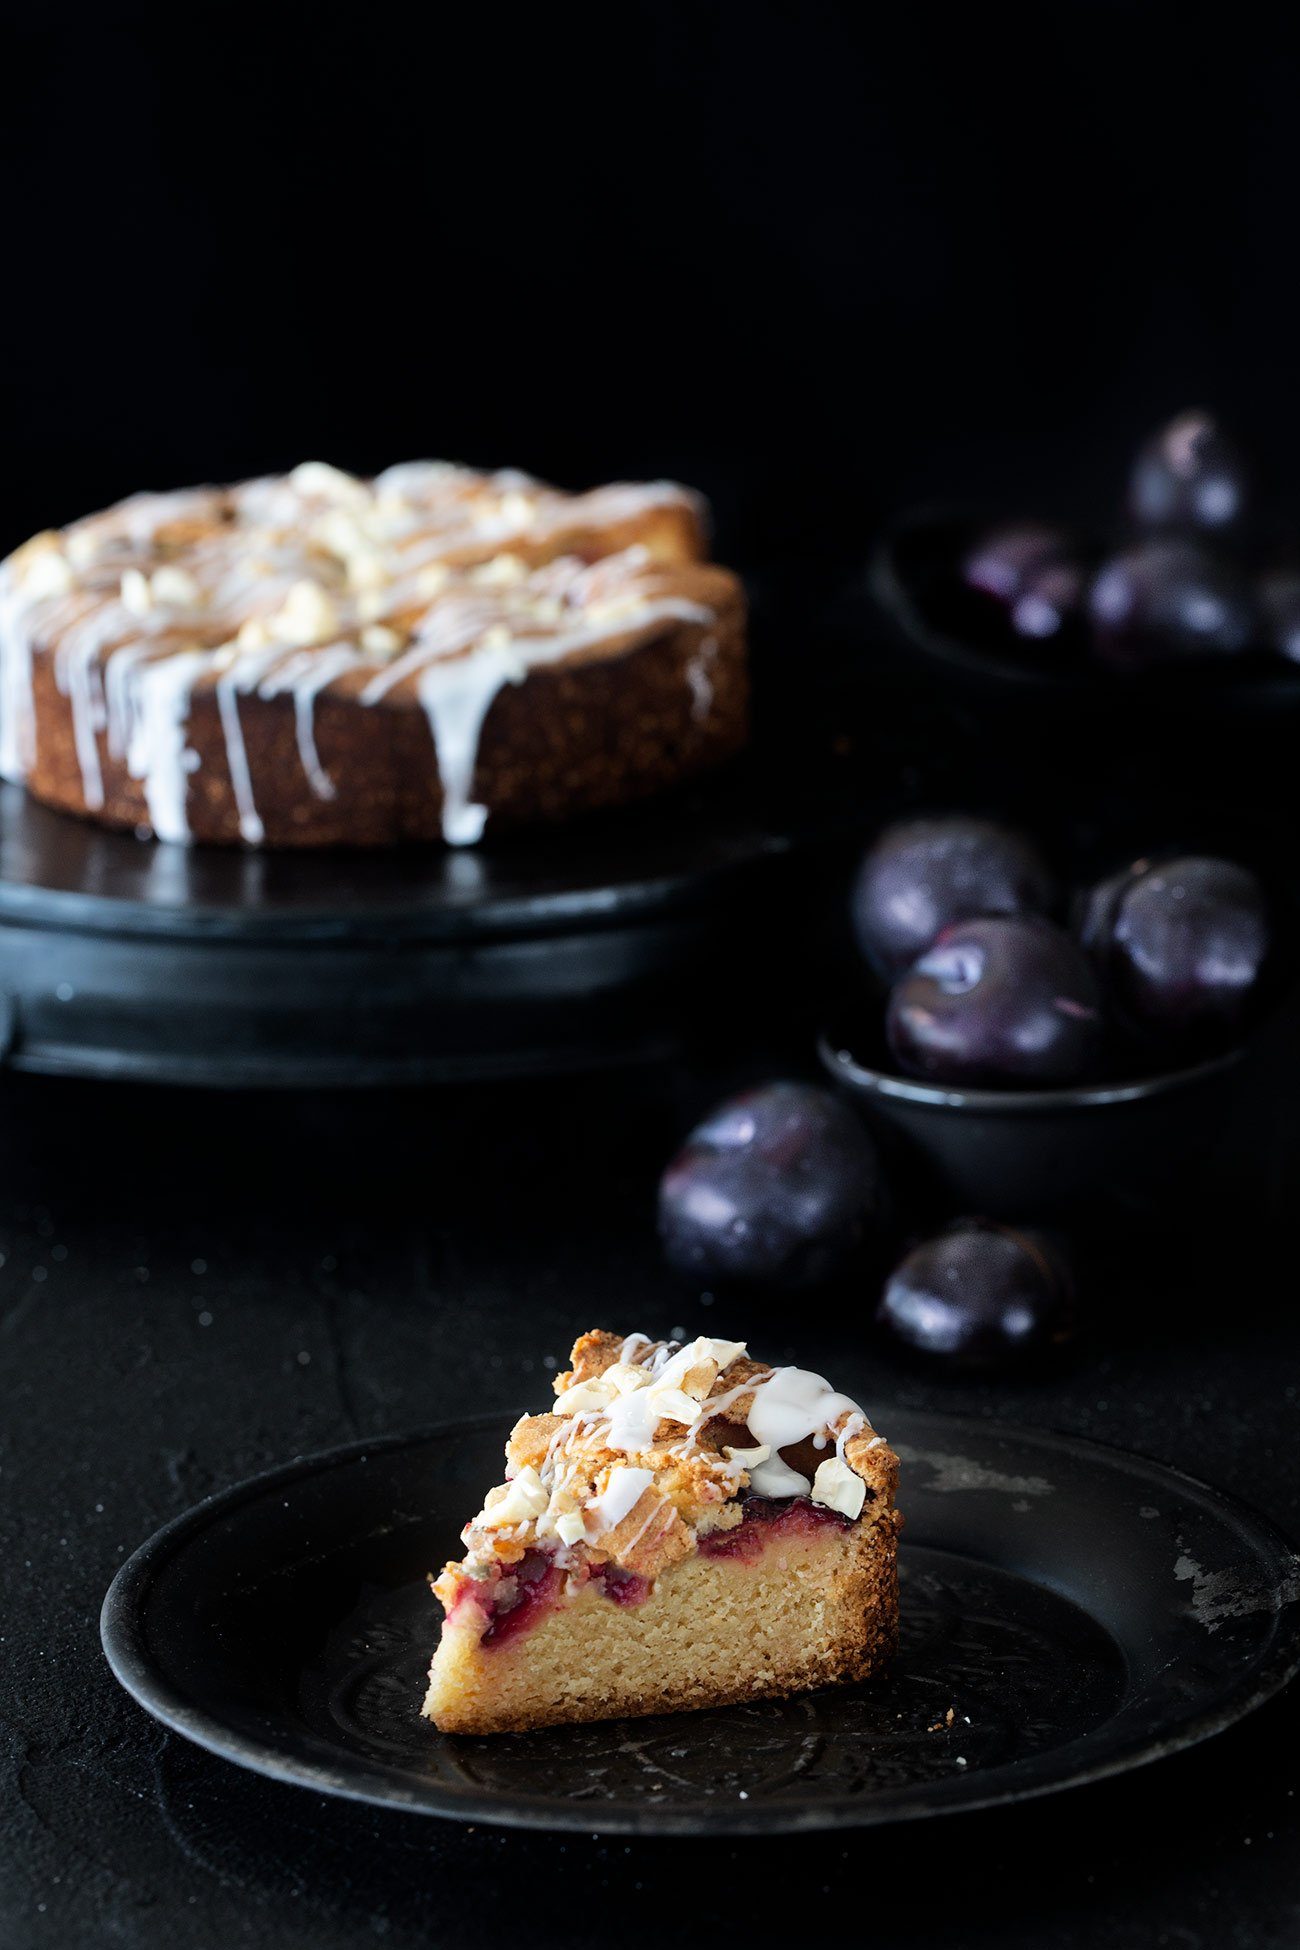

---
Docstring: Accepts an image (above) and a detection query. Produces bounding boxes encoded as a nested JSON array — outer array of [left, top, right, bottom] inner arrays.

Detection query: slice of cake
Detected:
[[423, 1330, 900, 1735]]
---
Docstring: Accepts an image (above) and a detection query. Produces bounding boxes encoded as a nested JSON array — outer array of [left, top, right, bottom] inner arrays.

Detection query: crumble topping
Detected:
[[434, 1331, 894, 1613], [1, 462, 705, 669], [0, 462, 717, 845]]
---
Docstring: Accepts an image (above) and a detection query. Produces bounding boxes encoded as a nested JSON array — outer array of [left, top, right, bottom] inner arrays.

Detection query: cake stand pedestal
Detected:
[[0, 748, 853, 1086]]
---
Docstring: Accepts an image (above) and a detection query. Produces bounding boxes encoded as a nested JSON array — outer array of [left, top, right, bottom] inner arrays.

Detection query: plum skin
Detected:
[[878, 1220, 1075, 1369], [962, 523, 1078, 606], [961, 524, 1088, 646], [658, 1081, 880, 1291], [1011, 558, 1088, 642], [1080, 855, 1269, 1048], [1259, 571, 1300, 664], [886, 914, 1103, 1090], [1089, 539, 1254, 668], [851, 815, 1054, 984], [1128, 409, 1249, 535]]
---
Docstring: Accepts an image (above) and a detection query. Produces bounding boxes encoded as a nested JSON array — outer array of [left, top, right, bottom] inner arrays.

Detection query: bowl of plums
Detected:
[[816, 811, 1285, 1228], [873, 409, 1300, 732], [651, 810, 1288, 1374]]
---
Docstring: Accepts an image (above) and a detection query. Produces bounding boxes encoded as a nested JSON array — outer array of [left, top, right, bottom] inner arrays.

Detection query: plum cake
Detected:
[[0, 461, 747, 847], [423, 1330, 900, 1735]]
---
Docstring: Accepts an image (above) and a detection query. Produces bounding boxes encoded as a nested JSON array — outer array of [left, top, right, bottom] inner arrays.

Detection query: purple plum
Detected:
[[1079, 854, 1269, 1049], [1009, 557, 1089, 643], [851, 815, 1054, 983], [658, 1082, 880, 1290], [1128, 409, 1249, 536], [961, 523, 1088, 645], [1089, 539, 1254, 668], [1259, 570, 1300, 664], [962, 522, 1076, 608], [878, 1220, 1075, 1368], [886, 915, 1102, 1088]]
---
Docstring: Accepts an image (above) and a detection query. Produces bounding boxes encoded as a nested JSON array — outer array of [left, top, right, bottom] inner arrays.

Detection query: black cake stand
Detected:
[[0, 722, 865, 1087]]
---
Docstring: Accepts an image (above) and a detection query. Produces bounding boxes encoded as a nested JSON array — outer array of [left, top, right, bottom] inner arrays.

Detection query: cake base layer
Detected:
[[423, 1508, 900, 1736], [20, 587, 747, 849]]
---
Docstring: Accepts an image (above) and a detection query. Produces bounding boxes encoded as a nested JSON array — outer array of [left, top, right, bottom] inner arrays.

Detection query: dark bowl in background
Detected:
[[872, 506, 1105, 696], [870, 506, 1300, 729], [818, 1027, 1250, 1233], [816, 801, 1300, 1249], [866, 504, 1300, 825]]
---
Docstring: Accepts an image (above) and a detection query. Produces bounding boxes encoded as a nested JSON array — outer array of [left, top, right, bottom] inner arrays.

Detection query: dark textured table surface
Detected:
[[2, 1052, 1298, 1950]]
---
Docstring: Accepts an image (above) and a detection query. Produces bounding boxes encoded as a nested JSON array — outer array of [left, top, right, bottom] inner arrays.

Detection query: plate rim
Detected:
[[100, 1408, 1300, 1836]]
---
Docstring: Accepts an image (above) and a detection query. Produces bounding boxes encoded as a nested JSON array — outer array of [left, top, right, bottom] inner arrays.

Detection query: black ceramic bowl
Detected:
[[871, 506, 1300, 713], [817, 1027, 1247, 1230]]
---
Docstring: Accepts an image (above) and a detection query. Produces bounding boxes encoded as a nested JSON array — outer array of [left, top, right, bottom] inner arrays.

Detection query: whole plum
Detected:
[[1089, 539, 1254, 668], [658, 1082, 881, 1290], [878, 1220, 1075, 1368], [886, 915, 1102, 1089], [1079, 855, 1269, 1049], [851, 815, 1054, 983], [1128, 409, 1249, 536]]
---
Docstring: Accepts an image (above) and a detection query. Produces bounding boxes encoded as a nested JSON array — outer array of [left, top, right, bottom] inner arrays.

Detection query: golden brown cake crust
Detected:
[[1, 465, 748, 848], [20, 564, 747, 846]]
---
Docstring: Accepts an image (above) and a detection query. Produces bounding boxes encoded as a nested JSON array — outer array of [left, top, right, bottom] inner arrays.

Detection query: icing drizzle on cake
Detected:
[[444, 1332, 887, 1601], [0, 463, 711, 844]]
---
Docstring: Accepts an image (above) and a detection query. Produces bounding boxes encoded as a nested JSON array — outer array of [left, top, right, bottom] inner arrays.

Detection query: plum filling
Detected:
[[463, 1494, 853, 1651], [698, 1494, 852, 1565], [594, 1564, 651, 1607], [471, 1549, 651, 1649], [479, 1552, 564, 1649]]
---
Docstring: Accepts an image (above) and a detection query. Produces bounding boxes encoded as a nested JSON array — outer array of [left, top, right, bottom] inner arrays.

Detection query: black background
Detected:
[[5, 8, 1300, 1948], [5, 2, 1300, 562]]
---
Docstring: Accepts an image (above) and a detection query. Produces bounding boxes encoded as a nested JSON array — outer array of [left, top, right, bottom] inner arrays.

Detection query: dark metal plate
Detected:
[[100, 1409, 1300, 1835]]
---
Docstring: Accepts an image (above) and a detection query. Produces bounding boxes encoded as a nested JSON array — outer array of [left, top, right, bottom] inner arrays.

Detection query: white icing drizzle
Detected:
[[215, 643, 289, 843], [747, 1452, 815, 1498], [744, 1370, 864, 1497], [103, 638, 156, 763], [835, 1412, 867, 1460], [258, 644, 364, 800], [0, 465, 711, 845], [360, 594, 521, 847], [365, 584, 714, 846], [603, 1383, 668, 1457], [746, 1368, 864, 1454], [124, 649, 212, 843], [677, 1374, 764, 1453], [591, 1465, 654, 1533], [53, 596, 160, 811], [0, 562, 35, 783], [686, 632, 719, 723], [58, 641, 106, 808], [617, 1494, 674, 1558]]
